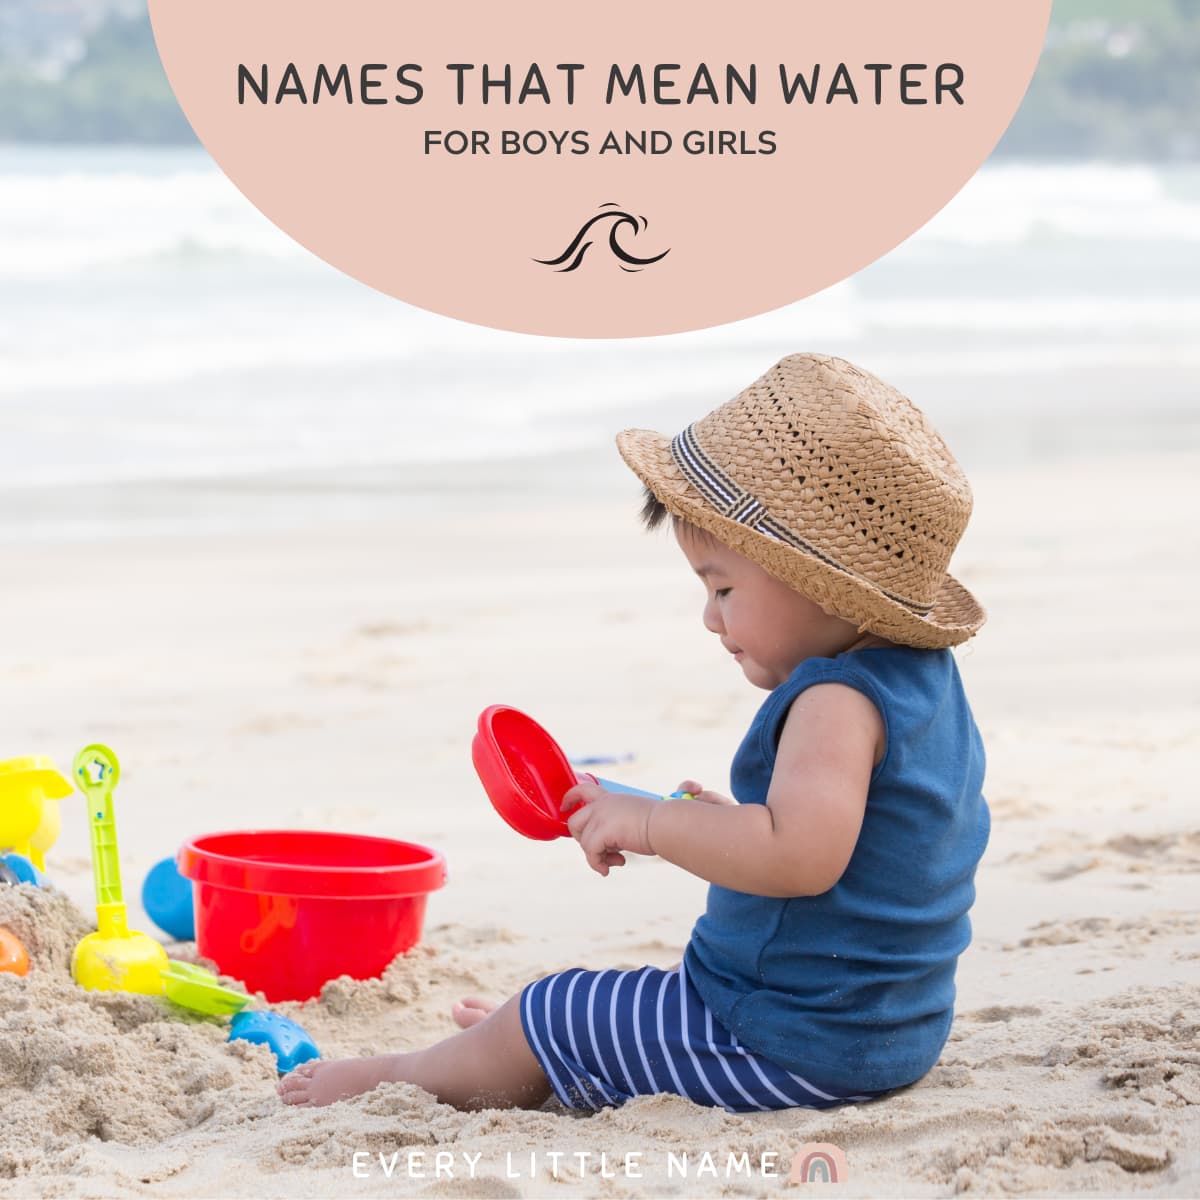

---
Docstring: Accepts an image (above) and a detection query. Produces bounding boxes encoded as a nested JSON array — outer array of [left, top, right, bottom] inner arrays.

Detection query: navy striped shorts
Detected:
[[518, 960, 880, 1113]]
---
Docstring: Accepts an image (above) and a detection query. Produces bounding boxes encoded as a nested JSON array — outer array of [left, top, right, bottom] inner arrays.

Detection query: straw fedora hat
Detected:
[[616, 353, 985, 649]]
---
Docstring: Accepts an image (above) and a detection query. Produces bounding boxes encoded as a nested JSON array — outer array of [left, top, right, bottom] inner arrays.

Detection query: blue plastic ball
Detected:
[[141, 856, 195, 941]]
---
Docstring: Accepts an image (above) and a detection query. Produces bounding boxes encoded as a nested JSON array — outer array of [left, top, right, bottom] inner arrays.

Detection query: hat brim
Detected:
[[617, 427, 986, 650]]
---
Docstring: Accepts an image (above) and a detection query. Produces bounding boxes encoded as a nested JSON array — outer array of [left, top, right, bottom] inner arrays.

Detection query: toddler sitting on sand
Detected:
[[279, 353, 990, 1113]]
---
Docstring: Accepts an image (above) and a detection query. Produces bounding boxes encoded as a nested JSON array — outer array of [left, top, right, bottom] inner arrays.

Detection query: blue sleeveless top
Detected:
[[683, 646, 988, 1094]]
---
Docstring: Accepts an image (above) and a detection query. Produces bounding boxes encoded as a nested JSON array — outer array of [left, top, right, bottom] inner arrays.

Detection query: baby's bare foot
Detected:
[[277, 1054, 405, 1108], [451, 995, 497, 1029]]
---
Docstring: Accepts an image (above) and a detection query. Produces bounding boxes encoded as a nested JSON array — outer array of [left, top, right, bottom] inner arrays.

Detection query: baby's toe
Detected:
[[451, 996, 496, 1029], [277, 1067, 317, 1102]]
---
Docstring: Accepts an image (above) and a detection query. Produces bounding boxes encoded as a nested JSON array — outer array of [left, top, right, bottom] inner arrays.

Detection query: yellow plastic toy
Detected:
[[0, 757, 72, 870], [71, 745, 168, 994]]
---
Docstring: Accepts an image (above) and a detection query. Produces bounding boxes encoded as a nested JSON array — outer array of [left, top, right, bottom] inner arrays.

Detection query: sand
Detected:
[[1, 447, 1198, 1198]]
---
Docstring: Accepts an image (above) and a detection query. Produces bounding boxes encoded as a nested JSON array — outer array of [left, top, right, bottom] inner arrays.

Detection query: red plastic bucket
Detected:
[[178, 830, 446, 1002]]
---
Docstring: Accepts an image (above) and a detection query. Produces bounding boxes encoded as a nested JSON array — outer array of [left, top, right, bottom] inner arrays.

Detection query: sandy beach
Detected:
[[1, 440, 1197, 1198]]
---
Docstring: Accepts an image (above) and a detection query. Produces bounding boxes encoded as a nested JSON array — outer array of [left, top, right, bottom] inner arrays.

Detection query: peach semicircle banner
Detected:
[[148, 1, 1052, 337]]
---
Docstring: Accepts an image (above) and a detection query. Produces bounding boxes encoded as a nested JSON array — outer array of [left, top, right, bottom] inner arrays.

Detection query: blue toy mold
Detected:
[[229, 1011, 320, 1074], [1, 853, 46, 887]]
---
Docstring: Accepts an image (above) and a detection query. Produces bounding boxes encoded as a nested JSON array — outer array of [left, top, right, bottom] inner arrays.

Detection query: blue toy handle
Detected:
[[594, 778, 689, 801]]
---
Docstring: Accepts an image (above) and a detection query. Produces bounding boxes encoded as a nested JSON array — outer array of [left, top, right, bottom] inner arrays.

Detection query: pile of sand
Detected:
[[0, 884, 275, 1177], [2, 882, 1197, 1198], [4, 455, 1199, 1196]]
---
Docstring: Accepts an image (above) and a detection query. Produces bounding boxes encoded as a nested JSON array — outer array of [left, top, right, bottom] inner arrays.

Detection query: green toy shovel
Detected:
[[70, 743, 253, 1015], [160, 960, 252, 1016], [71, 744, 169, 994]]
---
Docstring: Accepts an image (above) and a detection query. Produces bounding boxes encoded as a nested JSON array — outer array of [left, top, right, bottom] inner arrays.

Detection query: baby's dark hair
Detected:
[[639, 485, 671, 531], [639, 485, 717, 546]]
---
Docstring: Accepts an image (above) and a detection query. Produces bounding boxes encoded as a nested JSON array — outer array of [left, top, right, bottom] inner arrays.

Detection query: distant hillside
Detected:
[[0, 14, 192, 142], [0, 4, 1197, 158], [996, 0, 1200, 159]]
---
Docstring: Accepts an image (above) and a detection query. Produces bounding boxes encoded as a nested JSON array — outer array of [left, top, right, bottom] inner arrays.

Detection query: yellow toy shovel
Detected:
[[71, 744, 168, 994]]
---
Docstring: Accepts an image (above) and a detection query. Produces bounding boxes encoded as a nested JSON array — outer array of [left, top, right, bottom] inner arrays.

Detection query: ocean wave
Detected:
[[2, 148, 1197, 515], [1, 337, 1196, 496], [861, 297, 1200, 333], [1, 153, 1198, 282], [0, 159, 302, 279], [0, 423, 602, 491], [1, 288, 1189, 397], [901, 163, 1200, 248]]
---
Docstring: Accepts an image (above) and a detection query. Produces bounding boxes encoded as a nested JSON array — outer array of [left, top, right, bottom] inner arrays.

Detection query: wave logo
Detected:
[[788, 1143, 848, 1185], [534, 203, 670, 273]]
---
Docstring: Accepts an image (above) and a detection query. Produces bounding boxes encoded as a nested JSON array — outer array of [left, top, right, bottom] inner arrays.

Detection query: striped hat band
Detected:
[[669, 423, 934, 616]]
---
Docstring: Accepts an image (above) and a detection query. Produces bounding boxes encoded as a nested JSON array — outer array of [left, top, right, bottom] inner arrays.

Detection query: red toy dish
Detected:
[[472, 705, 588, 840]]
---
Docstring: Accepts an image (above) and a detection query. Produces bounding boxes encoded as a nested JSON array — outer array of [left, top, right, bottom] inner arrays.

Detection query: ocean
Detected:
[[2, 146, 1198, 539]]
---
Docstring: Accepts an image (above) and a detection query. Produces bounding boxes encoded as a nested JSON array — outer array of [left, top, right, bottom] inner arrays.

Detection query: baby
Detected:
[[279, 353, 989, 1113]]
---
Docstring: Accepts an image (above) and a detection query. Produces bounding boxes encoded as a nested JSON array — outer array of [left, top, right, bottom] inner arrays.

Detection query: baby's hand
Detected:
[[675, 780, 737, 807], [561, 782, 657, 876]]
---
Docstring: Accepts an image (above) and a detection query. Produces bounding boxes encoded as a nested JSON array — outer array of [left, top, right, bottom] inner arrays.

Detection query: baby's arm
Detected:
[[564, 683, 882, 897]]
